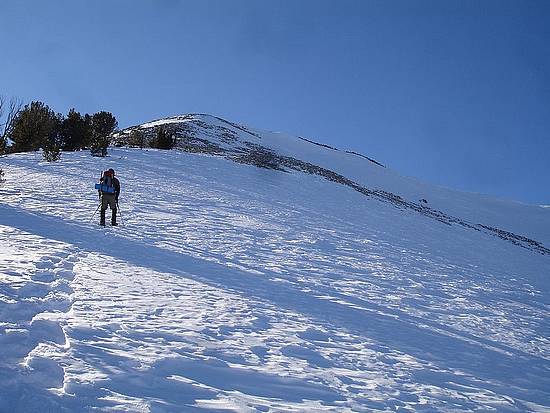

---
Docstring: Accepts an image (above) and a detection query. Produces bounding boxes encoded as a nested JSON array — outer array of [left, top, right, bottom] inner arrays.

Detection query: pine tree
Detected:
[[128, 128, 146, 148], [83, 114, 92, 147], [151, 126, 175, 149], [9, 101, 59, 152], [90, 111, 117, 157], [42, 117, 63, 162], [61, 109, 91, 151]]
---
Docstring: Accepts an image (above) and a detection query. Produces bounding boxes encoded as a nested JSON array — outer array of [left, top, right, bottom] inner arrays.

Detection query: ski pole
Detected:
[[90, 171, 103, 224], [116, 200, 125, 226], [89, 202, 101, 223]]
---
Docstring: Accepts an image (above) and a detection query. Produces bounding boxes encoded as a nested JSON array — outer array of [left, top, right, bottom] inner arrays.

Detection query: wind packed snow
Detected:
[[1, 128, 549, 411]]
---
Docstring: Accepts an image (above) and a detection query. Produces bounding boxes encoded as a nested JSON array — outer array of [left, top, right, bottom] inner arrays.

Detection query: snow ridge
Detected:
[[116, 114, 549, 256]]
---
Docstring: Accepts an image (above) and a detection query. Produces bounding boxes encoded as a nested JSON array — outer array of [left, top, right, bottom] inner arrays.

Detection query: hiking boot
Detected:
[[111, 210, 117, 226], [100, 210, 106, 226]]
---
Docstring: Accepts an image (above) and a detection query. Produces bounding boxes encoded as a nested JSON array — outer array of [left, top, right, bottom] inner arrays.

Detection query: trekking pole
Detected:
[[89, 171, 103, 224], [89, 202, 101, 223], [116, 200, 125, 226]]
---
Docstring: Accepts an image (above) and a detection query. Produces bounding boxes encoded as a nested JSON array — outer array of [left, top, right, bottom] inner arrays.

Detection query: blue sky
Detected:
[[1, 0, 549, 204]]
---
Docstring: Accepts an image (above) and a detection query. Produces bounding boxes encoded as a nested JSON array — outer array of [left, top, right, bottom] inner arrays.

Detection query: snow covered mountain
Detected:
[[1, 114, 549, 412]]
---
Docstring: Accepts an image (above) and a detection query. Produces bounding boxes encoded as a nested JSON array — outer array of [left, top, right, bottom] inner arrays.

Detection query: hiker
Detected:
[[98, 168, 121, 226]]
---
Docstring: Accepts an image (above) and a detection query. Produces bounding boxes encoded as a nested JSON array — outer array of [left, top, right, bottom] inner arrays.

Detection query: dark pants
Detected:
[[100, 193, 117, 225]]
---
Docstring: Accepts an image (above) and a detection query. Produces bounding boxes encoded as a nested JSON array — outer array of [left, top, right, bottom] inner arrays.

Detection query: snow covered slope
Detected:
[[117, 114, 550, 250], [1, 115, 549, 412]]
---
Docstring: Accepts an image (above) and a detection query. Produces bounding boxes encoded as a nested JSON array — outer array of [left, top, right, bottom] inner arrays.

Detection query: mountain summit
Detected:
[[116, 113, 550, 255], [1, 114, 549, 411]]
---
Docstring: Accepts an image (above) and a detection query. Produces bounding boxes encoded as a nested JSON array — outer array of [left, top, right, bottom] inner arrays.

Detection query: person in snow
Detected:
[[98, 168, 121, 226]]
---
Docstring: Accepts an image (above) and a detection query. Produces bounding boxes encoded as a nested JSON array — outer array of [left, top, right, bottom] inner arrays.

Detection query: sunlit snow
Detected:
[[1, 120, 549, 411]]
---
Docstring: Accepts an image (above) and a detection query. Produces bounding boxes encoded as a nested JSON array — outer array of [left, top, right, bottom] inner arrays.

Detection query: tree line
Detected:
[[0, 96, 117, 161], [126, 126, 176, 150]]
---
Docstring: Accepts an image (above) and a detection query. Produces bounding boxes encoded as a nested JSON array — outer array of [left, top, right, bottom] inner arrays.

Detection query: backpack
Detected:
[[95, 170, 116, 194]]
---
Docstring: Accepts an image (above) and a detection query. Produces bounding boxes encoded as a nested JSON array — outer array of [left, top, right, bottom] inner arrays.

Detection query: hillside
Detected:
[[116, 114, 550, 250], [1, 114, 549, 412]]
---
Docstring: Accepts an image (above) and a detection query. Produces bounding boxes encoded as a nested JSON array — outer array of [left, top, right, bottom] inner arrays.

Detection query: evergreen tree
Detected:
[[42, 115, 63, 162], [9, 101, 59, 152], [61, 109, 91, 151], [128, 128, 146, 148], [151, 126, 175, 149], [83, 114, 92, 147], [90, 111, 117, 157]]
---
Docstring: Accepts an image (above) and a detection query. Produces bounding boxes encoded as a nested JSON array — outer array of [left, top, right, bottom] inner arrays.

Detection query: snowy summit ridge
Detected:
[[1, 113, 549, 412], [116, 113, 550, 256]]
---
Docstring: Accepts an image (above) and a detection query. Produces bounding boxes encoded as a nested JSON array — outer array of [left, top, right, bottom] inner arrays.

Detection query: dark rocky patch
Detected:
[[345, 151, 385, 168], [298, 137, 339, 151]]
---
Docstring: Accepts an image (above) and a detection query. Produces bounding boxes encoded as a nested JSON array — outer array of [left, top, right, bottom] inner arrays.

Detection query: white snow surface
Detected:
[[1, 119, 549, 412], [126, 114, 550, 246]]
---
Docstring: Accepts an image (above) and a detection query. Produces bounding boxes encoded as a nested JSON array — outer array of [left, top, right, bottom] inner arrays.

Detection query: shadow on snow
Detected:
[[1, 204, 549, 409]]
